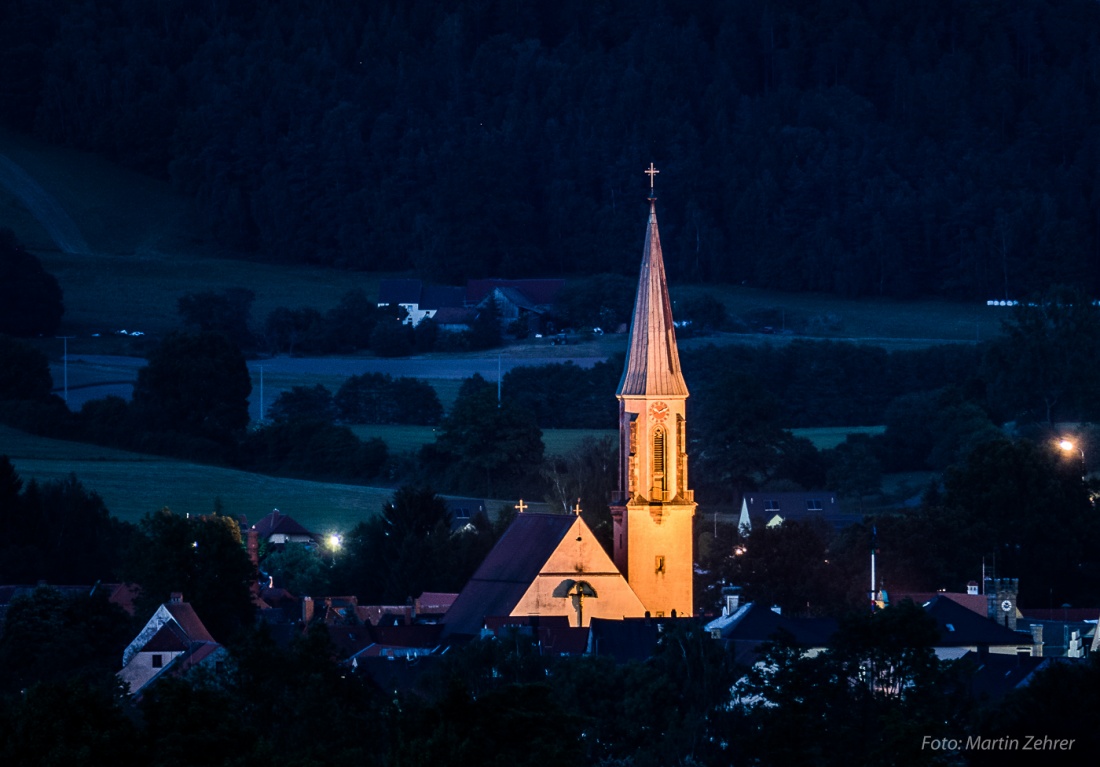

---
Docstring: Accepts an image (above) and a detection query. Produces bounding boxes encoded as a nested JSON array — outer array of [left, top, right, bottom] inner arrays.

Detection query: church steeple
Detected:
[[611, 164, 695, 619], [617, 166, 689, 399]]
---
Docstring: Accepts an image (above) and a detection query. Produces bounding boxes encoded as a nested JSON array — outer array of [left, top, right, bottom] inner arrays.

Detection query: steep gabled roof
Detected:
[[252, 510, 315, 540], [443, 513, 577, 637], [740, 492, 860, 532], [378, 279, 423, 305], [922, 596, 1031, 647], [164, 602, 217, 644], [465, 279, 563, 307], [142, 622, 190, 653], [419, 285, 465, 310], [617, 198, 688, 398]]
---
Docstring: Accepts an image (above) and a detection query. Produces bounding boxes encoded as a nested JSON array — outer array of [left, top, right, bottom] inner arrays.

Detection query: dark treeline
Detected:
[[684, 340, 985, 429], [3, 0, 1100, 298]]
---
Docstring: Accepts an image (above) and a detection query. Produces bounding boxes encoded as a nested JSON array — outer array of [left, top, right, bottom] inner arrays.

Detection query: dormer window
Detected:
[[806, 499, 823, 512]]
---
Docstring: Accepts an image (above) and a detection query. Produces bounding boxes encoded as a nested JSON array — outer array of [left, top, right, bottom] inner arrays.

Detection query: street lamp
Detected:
[[1058, 437, 1087, 481], [327, 533, 341, 565]]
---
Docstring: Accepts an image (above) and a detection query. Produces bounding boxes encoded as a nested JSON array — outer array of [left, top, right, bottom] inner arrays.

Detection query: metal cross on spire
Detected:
[[645, 162, 660, 189], [515, 499, 528, 513]]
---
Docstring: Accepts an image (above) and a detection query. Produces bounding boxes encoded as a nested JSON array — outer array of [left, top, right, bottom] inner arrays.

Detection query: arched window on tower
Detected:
[[652, 426, 667, 501], [677, 414, 686, 495]]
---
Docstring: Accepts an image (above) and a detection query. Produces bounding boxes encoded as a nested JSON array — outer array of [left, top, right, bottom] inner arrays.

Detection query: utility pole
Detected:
[[57, 336, 75, 404]]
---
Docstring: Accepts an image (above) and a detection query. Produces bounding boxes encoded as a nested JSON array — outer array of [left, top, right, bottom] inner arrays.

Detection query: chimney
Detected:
[[967, 581, 979, 596], [302, 595, 314, 624], [170, 592, 183, 604], [247, 529, 259, 567], [1031, 624, 1044, 657]]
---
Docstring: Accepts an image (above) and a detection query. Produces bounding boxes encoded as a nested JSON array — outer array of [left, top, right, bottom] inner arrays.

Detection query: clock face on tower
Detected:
[[649, 401, 669, 423]]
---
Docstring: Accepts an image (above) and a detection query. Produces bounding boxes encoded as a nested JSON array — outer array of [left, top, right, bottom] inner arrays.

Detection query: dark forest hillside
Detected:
[[3, 0, 1099, 298]]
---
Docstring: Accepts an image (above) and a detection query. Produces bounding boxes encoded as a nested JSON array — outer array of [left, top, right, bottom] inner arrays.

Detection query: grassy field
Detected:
[[349, 425, 616, 456], [791, 425, 886, 450], [0, 425, 393, 534]]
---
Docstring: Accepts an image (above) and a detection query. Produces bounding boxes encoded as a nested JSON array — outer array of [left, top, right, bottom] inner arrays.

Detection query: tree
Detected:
[[691, 372, 791, 501], [734, 518, 847, 616], [130, 331, 251, 445], [983, 287, 1100, 424], [733, 602, 965, 767], [940, 436, 1100, 605], [240, 419, 387, 481], [0, 334, 53, 401], [127, 507, 255, 641], [0, 228, 63, 336], [332, 486, 493, 603], [318, 288, 380, 353], [335, 373, 443, 425], [468, 297, 503, 351], [260, 542, 331, 597], [177, 287, 255, 349], [431, 374, 544, 497], [825, 434, 882, 511], [0, 470, 133, 584], [263, 306, 324, 355], [369, 317, 415, 357], [267, 384, 335, 424], [542, 436, 616, 550], [0, 586, 132, 696], [0, 678, 144, 767]]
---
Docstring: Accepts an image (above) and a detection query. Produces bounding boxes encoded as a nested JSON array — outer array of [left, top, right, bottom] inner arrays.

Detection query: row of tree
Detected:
[[2, 586, 1097, 767], [5, 1, 1100, 298]]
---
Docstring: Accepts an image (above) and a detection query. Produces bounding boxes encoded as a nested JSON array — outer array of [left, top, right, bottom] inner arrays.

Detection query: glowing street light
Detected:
[[1058, 437, 1087, 480]]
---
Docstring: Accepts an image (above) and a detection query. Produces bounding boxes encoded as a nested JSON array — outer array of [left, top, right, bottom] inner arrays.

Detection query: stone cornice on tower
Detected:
[[617, 196, 689, 399]]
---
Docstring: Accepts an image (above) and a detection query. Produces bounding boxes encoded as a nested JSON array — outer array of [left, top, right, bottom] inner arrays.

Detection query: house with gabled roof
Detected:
[[739, 491, 859, 533], [251, 509, 317, 548], [378, 279, 465, 327], [442, 511, 646, 638], [117, 592, 224, 696], [920, 595, 1035, 660], [705, 602, 838, 667], [465, 278, 564, 332]]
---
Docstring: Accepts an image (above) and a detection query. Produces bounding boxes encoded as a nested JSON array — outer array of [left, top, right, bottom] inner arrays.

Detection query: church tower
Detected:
[[610, 164, 696, 618]]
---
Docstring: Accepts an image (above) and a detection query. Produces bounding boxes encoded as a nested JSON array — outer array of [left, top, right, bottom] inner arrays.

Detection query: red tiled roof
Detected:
[[892, 592, 988, 616], [251, 510, 316, 540], [165, 602, 217, 644], [416, 592, 458, 615], [143, 622, 190, 653]]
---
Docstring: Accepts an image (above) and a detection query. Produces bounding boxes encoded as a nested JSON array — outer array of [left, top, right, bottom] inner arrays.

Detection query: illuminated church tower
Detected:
[[610, 164, 695, 618]]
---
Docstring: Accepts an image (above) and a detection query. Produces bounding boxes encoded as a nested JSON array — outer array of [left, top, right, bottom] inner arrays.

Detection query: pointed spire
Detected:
[[617, 165, 688, 398]]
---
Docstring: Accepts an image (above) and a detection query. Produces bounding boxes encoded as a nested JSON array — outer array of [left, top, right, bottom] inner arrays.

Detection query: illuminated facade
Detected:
[[610, 168, 696, 617]]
